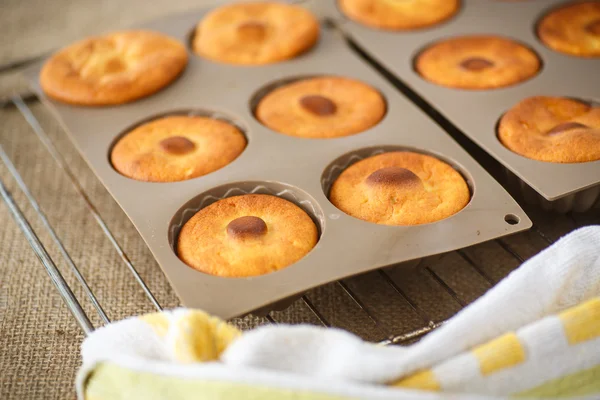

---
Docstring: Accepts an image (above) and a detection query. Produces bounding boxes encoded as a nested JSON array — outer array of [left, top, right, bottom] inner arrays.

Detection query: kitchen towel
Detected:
[[77, 225, 600, 399]]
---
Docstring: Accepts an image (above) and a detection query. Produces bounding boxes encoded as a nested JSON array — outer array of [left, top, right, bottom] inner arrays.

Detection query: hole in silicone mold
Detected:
[[411, 35, 543, 91], [168, 181, 325, 275], [186, 24, 199, 53], [249, 74, 388, 138], [108, 109, 248, 182], [321, 145, 474, 225], [504, 214, 520, 225]]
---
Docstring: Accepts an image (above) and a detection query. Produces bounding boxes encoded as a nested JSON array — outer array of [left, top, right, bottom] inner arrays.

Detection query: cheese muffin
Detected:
[[537, 1, 600, 58], [111, 115, 246, 182], [415, 35, 541, 90], [40, 30, 188, 106], [498, 96, 600, 163], [177, 194, 318, 277], [192, 2, 320, 65], [338, 0, 460, 30], [329, 151, 470, 225], [255, 76, 386, 138]]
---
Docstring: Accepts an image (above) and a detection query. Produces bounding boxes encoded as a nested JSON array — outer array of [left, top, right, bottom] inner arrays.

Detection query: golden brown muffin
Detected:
[[177, 194, 318, 277], [192, 2, 320, 65], [498, 96, 600, 163], [415, 35, 541, 90], [111, 116, 246, 182], [537, 1, 600, 58], [256, 76, 386, 138], [338, 0, 460, 31], [40, 30, 188, 106], [329, 152, 470, 225]]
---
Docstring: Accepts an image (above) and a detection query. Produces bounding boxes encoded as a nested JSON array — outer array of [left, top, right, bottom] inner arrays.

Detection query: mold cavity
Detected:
[[334, 0, 462, 31], [108, 109, 248, 182], [321, 146, 474, 226], [321, 145, 474, 197], [249, 75, 388, 139], [495, 96, 600, 161], [168, 180, 325, 256], [504, 214, 520, 225], [411, 35, 543, 91], [533, 2, 600, 58]]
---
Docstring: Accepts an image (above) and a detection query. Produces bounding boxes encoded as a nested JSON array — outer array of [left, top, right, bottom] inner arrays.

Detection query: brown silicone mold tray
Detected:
[[24, 4, 530, 319], [321, 0, 600, 213]]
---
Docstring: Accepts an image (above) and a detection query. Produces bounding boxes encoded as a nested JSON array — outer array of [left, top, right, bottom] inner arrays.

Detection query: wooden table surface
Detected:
[[1, 1, 598, 399]]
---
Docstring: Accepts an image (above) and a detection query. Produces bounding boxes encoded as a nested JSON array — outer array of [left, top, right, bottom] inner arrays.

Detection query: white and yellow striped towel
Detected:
[[77, 226, 600, 399]]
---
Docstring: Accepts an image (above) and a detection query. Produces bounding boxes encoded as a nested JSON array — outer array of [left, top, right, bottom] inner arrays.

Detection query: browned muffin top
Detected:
[[330, 151, 470, 225], [41, 30, 188, 105], [256, 76, 386, 138], [537, 1, 600, 58], [415, 35, 541, 90], [498, 96, 600, 163], [111, 115, 246, 182], [193, 2, 320, 65], [177, 194, 318, 277]]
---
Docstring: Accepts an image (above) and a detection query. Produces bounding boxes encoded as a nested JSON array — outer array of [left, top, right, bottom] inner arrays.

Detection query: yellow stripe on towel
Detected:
[[559, 298, 600, 345], [173, 310, 241, 363], [86, 363, 349, 400], [514, 364, 600, 398], [142, 310, 241, 364], [391, 369, 440, 391], [141, 313, 170, 337], [473, 332, 526, 376]]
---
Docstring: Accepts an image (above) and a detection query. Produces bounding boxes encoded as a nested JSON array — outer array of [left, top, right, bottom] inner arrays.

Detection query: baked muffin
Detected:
[[537, 1, 600, 58], [415, 35, 541, 90], [111, 115, 246, 182], [192, 2, 320, 65], [338, 0, 460, 31], [256, 76, 386, 138], [329, 152, 470, 225], [498, 96, 600, 163], [177, 194, 318, 277], [40, 30, 188, 106]]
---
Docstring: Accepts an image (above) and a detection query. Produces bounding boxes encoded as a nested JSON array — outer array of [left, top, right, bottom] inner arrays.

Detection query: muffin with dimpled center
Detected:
[[415, 35, 541, 90], [537, 1, 600, 58], [177, 194, 318, 277], [193, 1, 320, 65], [498, 96, 600, 163], [338, 0, 460, 31], [329, 151, 470, 225], [40, 30, 188, 106], [111, 115, 246, 182], [256, 76, 386, 138]]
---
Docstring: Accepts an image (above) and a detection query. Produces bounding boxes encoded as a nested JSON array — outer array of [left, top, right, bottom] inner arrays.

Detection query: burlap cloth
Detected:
[[0, 1, 597, 399]]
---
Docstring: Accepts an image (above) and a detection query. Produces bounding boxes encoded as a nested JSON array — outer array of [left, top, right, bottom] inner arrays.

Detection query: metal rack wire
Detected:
[[0, 92, 587, 345]]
